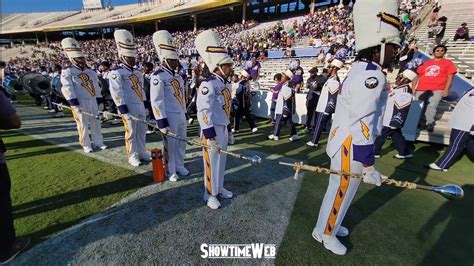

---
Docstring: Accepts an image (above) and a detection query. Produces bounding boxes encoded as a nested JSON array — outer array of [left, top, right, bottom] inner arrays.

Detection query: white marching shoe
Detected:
[[312, 230, 347, 256], [268, 134, 279, 140], [177, 167, 189, 176], [188, 117, 194, 125], [289, 135, 300, 141], [129, 155, 141, 167], [169, 173, 179, 182], [306, 141, 318, 147], [394, 153, 413, 159], [218, 188, 233, 199], [99, 145, 107, 150], [83, 147, 93, 154], [140, 154, 152, 162], [207, 195, 221, 209], [251, 127, 258, 133], [428, 163, 448, 172]]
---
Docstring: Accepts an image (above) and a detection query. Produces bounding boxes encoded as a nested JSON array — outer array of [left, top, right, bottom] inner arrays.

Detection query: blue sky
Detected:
[[2, 0, 138, 13]]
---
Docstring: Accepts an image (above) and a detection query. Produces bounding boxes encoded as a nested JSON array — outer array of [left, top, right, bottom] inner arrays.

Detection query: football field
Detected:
[[3, 102, 473, 264]]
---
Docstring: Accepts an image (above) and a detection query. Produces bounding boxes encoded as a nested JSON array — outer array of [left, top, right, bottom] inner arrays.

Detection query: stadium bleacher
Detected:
[[1, 0, 472, 145], [415, 0, 474, 80]]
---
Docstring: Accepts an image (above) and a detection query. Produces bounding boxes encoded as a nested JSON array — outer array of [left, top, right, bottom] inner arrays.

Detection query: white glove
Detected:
[[71, 106, 81, 114], [208, 139, 220, 153], [121, 113, 131, 121], [362, 166, 382, 186], [228, 132, 235, 145], [159, 127, 169, 135]]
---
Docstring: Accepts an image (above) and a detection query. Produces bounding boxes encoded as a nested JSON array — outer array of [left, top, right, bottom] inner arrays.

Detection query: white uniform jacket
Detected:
[[275, 82, 293, 116], [61, 66, 101, 105], [450, 88, 474, 134], [382, 84, 414, 128], [150, 67, 186, 128], [326, 60, 388, 166], [109, 64, 145, 114], [315, 75, 341, 115], [196, 73, 232, 139]]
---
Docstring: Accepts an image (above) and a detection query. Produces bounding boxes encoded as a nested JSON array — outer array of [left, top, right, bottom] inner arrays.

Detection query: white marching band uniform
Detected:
[[150, 30, 188, 181], [308, 59, 343, 146], [109, 29, 149, 166], [374, 69, 416, 158], [195, 30, 234, 209], [312, 0, 403, 255], [60, 38, 106, 153]]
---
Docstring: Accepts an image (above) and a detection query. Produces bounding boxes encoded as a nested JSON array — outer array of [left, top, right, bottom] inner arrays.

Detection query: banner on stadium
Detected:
[[83, 0, 104, 9]]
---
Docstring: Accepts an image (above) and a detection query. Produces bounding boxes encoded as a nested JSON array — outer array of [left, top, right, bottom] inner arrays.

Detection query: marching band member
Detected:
[[233, 70, 258, 134], [150, 30, 188, 182], [109, 29, 150, 167], [60, 38, 106, 154], [195, 30, 234, 209], [374, 68, 417, 159], [311, 0, 403, 255], [268, 70, 299, 141], [429, 87, 474, 171], [306, 58, 344, 148]]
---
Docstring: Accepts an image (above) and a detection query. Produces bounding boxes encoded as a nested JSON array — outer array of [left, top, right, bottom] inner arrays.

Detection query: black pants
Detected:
[[51, 94, 67, 112], [310, 112, 330, 144], [0, 163, 15, 257], [374, 126, 411, 156], [435, 129, 474, 169], [269, 101, 277, 122], [453, 34, 469, 41], [273, 114, 296, 137], [305, 96, 319, 128], [234, 105, 256, 131]]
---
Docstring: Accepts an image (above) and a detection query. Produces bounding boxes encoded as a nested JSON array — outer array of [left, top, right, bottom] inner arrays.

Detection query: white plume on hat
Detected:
[[353, 0, 403, 52], [402, 69, 418, 81], [61, 38, 84, 59], [241, 70, 250, 78], [153, 30, 178, 61], [195, 30, 233, 71], [283, 69, 294, 79], [114, 29, 137, 58], [330, 58, 344, 68]]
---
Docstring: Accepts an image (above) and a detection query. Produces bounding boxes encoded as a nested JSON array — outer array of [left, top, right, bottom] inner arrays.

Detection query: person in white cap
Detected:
[[306, 56, 344, 148], [429, 87, 473, 171], [374, 68, 416, 159], [150, 30, 188, 182], [311, 0, 403, 255], [109, 29, 150, 167], [60, 37, 106, 154], [233, 69, 258, 134], [195, 30, 234, 209], [268, 70, 299, 141]]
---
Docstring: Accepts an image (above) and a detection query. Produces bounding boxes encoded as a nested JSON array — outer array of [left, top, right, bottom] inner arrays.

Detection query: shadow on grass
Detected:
[[418, 184, 474, 265], [13, 174, 151, 220], [344, 145, 439, 251]]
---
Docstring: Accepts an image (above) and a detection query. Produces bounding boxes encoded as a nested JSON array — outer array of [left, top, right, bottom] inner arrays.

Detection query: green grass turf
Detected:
[[230, 119, 473, 265], [2, 131, 151, 246]]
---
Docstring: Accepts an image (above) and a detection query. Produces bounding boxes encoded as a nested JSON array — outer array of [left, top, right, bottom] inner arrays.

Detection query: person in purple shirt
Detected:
[[270, 73, 283, 123], [246, 55, 261, 81], [0, 91, 29, 264], [289, 59, 304, 93]]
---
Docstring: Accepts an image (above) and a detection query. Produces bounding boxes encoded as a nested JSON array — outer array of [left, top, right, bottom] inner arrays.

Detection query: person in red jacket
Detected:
[[414, 44, 457, 132]]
